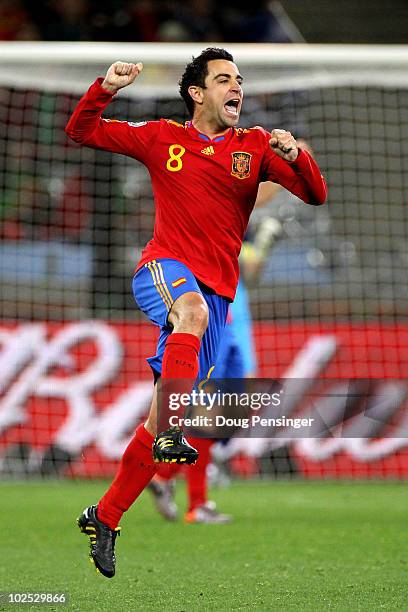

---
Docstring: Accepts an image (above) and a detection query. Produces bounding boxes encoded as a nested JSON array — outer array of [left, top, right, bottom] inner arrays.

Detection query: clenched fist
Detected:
[[102, 61, 143, 94], [269, 129, 298, 162]]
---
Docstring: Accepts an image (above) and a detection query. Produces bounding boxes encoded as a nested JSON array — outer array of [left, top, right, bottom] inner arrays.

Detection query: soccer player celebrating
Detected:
[[66, 47, 327, 577], [148, 182, 287, 524]]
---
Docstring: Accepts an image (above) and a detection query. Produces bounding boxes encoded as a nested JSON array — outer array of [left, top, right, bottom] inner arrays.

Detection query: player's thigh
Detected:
[[132, 258, 202, 328], [168, 291, 209, 337]]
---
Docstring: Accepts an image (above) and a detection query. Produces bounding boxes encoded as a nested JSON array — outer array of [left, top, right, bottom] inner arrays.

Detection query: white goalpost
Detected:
[[1, 42, 408, 96]]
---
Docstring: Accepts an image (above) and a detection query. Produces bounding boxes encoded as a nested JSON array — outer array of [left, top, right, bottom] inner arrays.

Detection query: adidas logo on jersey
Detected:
[[201, 146, 215, 156]]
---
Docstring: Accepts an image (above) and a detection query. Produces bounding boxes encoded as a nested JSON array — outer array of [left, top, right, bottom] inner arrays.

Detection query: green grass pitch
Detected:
[[0, 480, 406, 611]]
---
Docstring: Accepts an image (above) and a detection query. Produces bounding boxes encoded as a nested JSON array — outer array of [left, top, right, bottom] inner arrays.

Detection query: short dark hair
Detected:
[[179, 47, 234, 117]]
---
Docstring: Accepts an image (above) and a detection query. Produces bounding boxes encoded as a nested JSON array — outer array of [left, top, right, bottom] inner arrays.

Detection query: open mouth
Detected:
[[224, 99, 240, 117]]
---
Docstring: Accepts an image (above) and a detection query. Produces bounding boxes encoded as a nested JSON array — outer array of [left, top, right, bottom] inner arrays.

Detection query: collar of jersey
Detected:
[[185, 121, 229, 143]]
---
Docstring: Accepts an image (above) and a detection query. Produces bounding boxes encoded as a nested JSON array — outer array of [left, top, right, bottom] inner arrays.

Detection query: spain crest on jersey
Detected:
[[231, 152, 252, 180]]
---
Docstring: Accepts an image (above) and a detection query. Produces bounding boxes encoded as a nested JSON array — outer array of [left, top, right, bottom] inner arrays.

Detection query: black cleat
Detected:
[[153, 426, 199, 465], [77, 505, 121, 578]]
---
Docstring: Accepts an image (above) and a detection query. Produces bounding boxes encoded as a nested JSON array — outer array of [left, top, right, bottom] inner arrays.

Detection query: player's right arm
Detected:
[[65, 61, 159, 160], [101, 60, 143, 94]]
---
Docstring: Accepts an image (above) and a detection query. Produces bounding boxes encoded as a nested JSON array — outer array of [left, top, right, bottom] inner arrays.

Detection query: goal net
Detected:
[[0, 42, 407, 479]]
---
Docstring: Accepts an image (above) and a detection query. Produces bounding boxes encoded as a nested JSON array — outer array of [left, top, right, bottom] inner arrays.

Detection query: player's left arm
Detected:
[[256, 139, 315, 208], [262, 129, 328, 205]]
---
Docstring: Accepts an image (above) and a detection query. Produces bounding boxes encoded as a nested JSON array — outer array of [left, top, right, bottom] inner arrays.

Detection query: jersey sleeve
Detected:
[[259, 129, 328, 205], [65, 78, 160, 163]]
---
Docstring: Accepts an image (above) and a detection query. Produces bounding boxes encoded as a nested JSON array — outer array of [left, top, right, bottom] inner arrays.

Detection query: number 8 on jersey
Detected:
[[166, 144, 186, 172]]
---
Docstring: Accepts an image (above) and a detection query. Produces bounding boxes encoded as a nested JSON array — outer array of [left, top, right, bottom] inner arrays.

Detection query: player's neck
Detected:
[[191, 118, 230, 140]]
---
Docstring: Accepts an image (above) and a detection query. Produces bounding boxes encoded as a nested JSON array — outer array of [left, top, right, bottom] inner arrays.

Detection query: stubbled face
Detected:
[[195, 59, 244, 129]]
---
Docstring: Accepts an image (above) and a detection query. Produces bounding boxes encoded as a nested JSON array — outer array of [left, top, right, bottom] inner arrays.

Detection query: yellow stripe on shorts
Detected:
[[152, 260, 174, 308], [145, 259, 174, 311], [145, 261, 173, 311]]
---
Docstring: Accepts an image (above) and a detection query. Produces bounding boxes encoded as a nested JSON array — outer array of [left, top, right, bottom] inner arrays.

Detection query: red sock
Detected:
[[97, 424, 156, 529], [155, 462, 183, 481], [186, 437, 213, 512], [159, 332, 200, 430], [162, 332, 200, 379]]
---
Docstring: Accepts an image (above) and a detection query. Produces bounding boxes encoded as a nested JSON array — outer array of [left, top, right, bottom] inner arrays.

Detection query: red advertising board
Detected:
[[0, 321, 407, 478]]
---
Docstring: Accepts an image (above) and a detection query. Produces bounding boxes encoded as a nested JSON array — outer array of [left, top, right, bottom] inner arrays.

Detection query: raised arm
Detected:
[[262, 129, 328, 206], [101, 61, 143, 94], [65, 61, 158, 160]]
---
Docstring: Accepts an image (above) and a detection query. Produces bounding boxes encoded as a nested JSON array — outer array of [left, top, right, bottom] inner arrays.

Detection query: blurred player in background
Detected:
[[66, 48, 327, 577]]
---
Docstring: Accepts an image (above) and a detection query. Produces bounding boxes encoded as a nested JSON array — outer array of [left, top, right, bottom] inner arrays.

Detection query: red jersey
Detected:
[[66, 78, 327, 300]]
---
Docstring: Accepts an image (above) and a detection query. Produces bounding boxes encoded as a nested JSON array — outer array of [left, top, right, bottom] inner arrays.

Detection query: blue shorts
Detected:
[[132, 258, 229, 382]]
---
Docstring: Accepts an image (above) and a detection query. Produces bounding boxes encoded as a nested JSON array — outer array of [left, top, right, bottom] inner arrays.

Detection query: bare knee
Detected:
[[169, 292, 209, 338]]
